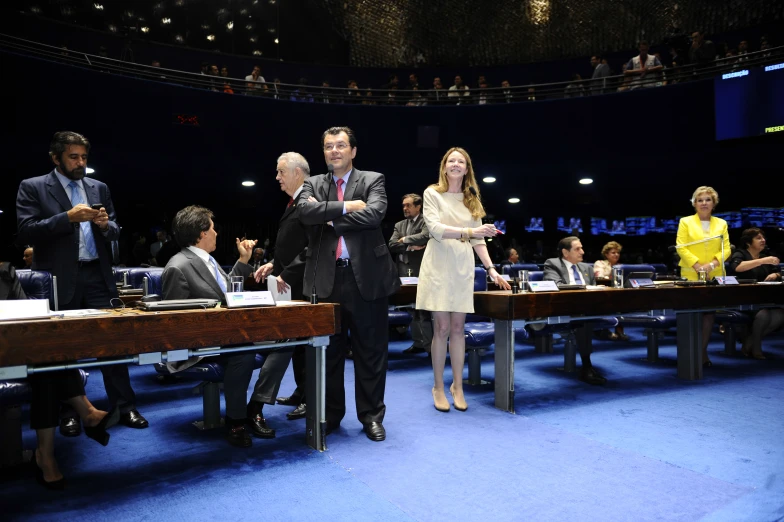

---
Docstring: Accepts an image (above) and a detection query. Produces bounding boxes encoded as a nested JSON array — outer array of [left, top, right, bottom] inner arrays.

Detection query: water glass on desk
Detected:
[[230, 276, 244, 293], [697, 268, 708, 283], [612, 266, 623, 288], [518, 270, 529, 292]]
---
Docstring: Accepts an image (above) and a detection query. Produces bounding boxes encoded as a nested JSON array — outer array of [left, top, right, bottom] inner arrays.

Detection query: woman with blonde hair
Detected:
[[675, 186, 731, 366], [594, 241, 628, 341], [417, 147, 510, 412]]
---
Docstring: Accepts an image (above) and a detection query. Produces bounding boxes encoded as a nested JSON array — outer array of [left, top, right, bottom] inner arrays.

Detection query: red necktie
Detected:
[[335, 178, 345, 259], [287, 197, 294, 208]]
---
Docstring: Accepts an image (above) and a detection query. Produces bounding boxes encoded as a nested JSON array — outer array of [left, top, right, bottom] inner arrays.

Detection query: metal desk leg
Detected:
[[677, 312, 703, 380], [306, 336, 328, 451], [494, 319, 515, 413]]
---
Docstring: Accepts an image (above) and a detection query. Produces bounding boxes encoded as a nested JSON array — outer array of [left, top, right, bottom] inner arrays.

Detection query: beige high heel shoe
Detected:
[[449, 383, 468, 411], [432, 387, 450, 412]]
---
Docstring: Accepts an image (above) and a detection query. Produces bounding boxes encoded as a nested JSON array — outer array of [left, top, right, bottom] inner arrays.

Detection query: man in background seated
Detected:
[[388, 193, 432, 355], [23, 245, 33, 267], [500, 247, 519, 267], [162, 205, 263, 447], [149, 229, 168, 258], [543, 236, 606, 385]]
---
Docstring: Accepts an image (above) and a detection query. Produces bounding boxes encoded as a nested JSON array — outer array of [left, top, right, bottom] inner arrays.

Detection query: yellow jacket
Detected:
[[676, 214, 731, 280]]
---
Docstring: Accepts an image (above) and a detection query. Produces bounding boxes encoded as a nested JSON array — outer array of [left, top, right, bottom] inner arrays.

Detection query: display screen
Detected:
[[741, 207, 780, 227], [714, 63, 784, 140], [493, 220, 507, 234], [556, 217, 583, 233], [714, 211, 743, 229], [525, 217, 544, 232]]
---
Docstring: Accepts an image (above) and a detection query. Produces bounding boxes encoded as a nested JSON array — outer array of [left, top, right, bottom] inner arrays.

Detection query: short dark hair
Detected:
[[739, 228, 764, 249], [321, 126, 357, 149], [557, 236, 580, 258], [402, 193, 423, 207], [504, 247, 517, 260], [49, 131, 90, 160], [173, 205, 214, 247], [639, 40, 649, 46]]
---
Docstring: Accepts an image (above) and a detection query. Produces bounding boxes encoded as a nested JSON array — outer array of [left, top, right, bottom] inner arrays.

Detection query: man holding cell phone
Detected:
[[16, 131, 148, 434]]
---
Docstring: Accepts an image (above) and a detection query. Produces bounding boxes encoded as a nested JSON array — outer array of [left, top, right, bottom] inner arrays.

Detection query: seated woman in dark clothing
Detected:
[[0, 261, 115, 489], [729, 228, 783, 359]]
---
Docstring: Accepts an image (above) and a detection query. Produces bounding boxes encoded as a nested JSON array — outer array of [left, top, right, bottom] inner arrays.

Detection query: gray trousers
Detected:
[[250, 350, 294, 405]]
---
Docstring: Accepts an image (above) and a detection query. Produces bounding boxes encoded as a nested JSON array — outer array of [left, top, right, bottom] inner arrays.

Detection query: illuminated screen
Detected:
[[557, 217, 583, 233], [606, 219, 626, 236], [525, 217, 544, 232], [714, 64, 784, 140], [742, 207, 779, 227], [590, 217, 607, 235], [493, 220, 507, 234], [714, 211, 743, 229]]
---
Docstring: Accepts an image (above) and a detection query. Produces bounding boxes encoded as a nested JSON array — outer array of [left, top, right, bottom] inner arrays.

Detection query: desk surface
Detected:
[[0, 303, 339, 367]]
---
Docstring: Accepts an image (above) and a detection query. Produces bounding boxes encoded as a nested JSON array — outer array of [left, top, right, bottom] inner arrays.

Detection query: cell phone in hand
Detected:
[[91, 203, 104, 210]]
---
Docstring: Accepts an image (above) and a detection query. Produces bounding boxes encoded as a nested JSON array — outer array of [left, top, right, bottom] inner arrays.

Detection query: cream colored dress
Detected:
[[416, 187, 484, 313]]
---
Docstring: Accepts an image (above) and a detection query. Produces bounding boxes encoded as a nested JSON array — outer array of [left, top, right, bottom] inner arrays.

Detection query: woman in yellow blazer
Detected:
[[675, 186, 731, 366]]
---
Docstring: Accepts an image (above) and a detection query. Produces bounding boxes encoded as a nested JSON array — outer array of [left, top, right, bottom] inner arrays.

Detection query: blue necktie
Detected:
[[67, 181, 98, 259], [209, 256, 227, 293], [572, 264, 583, 284]]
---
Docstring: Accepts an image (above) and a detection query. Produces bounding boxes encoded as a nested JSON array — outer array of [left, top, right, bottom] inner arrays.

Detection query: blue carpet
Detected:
[[2, 328, 783, 521]]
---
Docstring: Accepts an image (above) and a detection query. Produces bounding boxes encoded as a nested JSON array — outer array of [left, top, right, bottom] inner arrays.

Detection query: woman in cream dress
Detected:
[[417, 147, 510, 412]]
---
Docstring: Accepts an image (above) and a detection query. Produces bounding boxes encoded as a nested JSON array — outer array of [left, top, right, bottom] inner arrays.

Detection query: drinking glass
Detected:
[[697, 268, 708, 283], [612, 266, 623, 288], [230, 276, 244, 293], [518, 270, 529, 292]]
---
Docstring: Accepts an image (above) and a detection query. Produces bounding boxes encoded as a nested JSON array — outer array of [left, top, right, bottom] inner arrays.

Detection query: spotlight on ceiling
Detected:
[[579, 177, 593, 185], [30, 6, 42, 14], [141, 26, 150, 33], [482, 176, 496, 183], [93, 3, 104, 10], [253, 50, 262, 56], [174, 34, 184, 42], [175, 0, 185, 6], [249, 36, 257, 42], [161, 17, 171, 24], [242, 181, 256, 187], [508, 197, 521, 204], [86, 167, 95, 174], [108, 24, 118, 32], [207, 34, 216, 41], [226, 21, 234, 30], [201, 23, 210, 30], [274, 38, 279, 44]]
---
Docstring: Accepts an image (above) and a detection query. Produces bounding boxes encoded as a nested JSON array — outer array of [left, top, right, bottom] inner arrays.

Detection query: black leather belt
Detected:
[[78, 259, 100, 267], [336, 258, 351, 267]]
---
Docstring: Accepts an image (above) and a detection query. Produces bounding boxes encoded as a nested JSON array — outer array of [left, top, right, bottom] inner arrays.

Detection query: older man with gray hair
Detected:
[[253, 152, 313, 420]]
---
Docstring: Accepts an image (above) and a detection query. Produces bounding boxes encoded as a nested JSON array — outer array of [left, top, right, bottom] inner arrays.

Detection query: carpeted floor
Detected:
[[2, 327, 783, 521]]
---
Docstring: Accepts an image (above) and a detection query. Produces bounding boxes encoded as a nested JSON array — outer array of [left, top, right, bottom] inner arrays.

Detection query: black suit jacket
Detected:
[[543, 258, 596, 285], [388, 214, 429, 277], [272, 192, 309, 299], [299, 168, 400, 301], [16, 170, 120, 304]]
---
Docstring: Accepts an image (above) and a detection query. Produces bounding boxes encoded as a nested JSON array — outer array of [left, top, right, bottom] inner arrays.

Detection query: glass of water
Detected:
[[697, 268, 708, 283], [230, 276, 244, 293], [612, 266, 623, 288], [518, 270, 529, 292]]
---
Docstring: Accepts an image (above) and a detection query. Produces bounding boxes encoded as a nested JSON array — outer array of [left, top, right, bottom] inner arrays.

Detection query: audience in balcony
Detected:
[[430, 77, 446, 104], [476, 81, 491, 105], [448, 75, 470, 104], [625, 41, 663, 89], [689, 31, 717, 68], [290, 78, 314, 102], [590, 54, 611, 94], [406, 86, 427, 106], [564, 74, 586, 97], [245, 65, 267, 95], [220, 66, 234, 94], [526, 86, 536, 101], [408, 73, 419, 89]]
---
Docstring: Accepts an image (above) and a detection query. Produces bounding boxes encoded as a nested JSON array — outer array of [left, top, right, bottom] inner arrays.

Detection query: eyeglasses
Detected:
[[323, 142, 350, 152]]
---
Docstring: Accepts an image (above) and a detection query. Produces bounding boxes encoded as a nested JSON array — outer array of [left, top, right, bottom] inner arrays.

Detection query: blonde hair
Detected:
[[601, 241, 623, 257], [690, 186, 719, 208], [429, 147, 486, 219]]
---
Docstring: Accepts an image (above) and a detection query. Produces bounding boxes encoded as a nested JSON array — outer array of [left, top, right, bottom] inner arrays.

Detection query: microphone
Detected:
[[673, 233, 727, 277], [310, 164, 335, 304]]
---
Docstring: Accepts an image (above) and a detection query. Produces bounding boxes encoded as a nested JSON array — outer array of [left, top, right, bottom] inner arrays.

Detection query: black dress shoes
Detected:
[[247, 414, 276, 438], [579, 368, 607, 386], [226, 424, 252, 448], [276, 394, 302, 406], [402, 345, 426, 354], [120, 409, 149, 429], [287, 403, 307, 420], [362, 421, 386, 442], [59, 416, 81, 437]]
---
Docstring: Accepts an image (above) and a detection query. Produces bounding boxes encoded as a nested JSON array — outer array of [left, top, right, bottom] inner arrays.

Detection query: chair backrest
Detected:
[[650, 263, 668, 275], [16, 269, 57, 310], [127, 267, 165, 295], [474, 267, 487, 291], [501, 263, 539, 276], [528, 271, 544, 282], [617, 264, 656, 281], [113, 266, 134, 283]]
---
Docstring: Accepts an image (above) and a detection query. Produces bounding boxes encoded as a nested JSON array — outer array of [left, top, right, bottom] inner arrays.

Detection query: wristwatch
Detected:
[[484, 265, 494, 272]]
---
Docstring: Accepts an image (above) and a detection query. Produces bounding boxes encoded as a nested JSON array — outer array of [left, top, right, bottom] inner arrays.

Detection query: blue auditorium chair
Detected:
[[113, 266, 134, 284], [16, 269, 58, 311], [126, 267, 164, 295], [500, 263, 539, 276]]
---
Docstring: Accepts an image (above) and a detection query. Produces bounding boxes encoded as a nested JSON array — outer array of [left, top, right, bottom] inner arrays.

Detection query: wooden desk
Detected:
[[0, 303, 339, 451], [473, 285, 784, 412]]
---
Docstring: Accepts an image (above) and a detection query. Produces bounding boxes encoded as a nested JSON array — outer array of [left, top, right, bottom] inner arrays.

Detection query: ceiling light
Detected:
[[249, 36, 257, 42], [482, 176, 496, 183], [207, 34, 216, 41], [246, 24, 254, 30], [201, 23, 210, 30], [175, 0, 185, 6], [226, 21, 234, 30], [274, 38, 279, 44], [162, 17, 171, 24], [508, 198, 520, 204], [141, 26, 150, 33], [108, 24, 118, 32], [86, 168, 95, 174], [240, 9, 248, 15], [253, 50, 262, 55], [242, 181, 256, 187], [93, 3, 104, 10], [579, 177, 593, 185], [30, 6, 41, 14], [175, 34, 184, 42]]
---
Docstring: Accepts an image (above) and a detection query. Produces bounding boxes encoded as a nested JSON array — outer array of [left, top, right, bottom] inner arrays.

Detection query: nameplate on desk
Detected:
[[0, 299, 51, 321], [225, 291, 275, 308], [628, 278, 655, 288], [715, 276, 739, 285], [528, 281, 559, 292], [399, 277, 419, 285]]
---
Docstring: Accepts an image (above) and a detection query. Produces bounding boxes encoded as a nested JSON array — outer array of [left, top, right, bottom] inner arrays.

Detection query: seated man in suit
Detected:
[[388, 193, 432, 354], [162, 205, 266, 447], [500, 247, 519, 267], [543, 236, 606, 385]]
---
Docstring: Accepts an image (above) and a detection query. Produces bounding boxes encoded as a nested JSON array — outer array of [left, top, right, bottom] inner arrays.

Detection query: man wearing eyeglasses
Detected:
[[299, 126, 400, 442]]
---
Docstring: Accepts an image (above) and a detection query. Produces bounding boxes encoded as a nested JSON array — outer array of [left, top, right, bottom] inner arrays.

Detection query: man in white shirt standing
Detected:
[[245, 65, 267, 95], [624, 41, 663, 89]]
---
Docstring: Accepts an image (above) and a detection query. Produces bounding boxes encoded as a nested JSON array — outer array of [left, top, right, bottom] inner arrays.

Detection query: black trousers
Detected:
[[324, 265, 388, 426], [61, 262, 137, 414], [29, 370, 85, 430], [289, 346, 306, 401], [411, 309, 433, 351]]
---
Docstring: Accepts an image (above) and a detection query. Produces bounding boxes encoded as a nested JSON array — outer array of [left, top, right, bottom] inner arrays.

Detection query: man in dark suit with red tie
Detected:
[[299, 127, 400, 442], [16, 131, 147, 434], [253, 152, 311, 421]]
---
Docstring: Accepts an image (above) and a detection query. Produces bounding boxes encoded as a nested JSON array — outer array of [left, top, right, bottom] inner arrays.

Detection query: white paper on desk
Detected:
[[586, 285, 609, 291], [267, 275, 291, 302], [58, 309, 111, 317]]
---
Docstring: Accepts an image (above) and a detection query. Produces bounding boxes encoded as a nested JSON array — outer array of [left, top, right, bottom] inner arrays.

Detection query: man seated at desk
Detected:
[[162, 205, 289, 447], [543, 236, 607, 385]]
